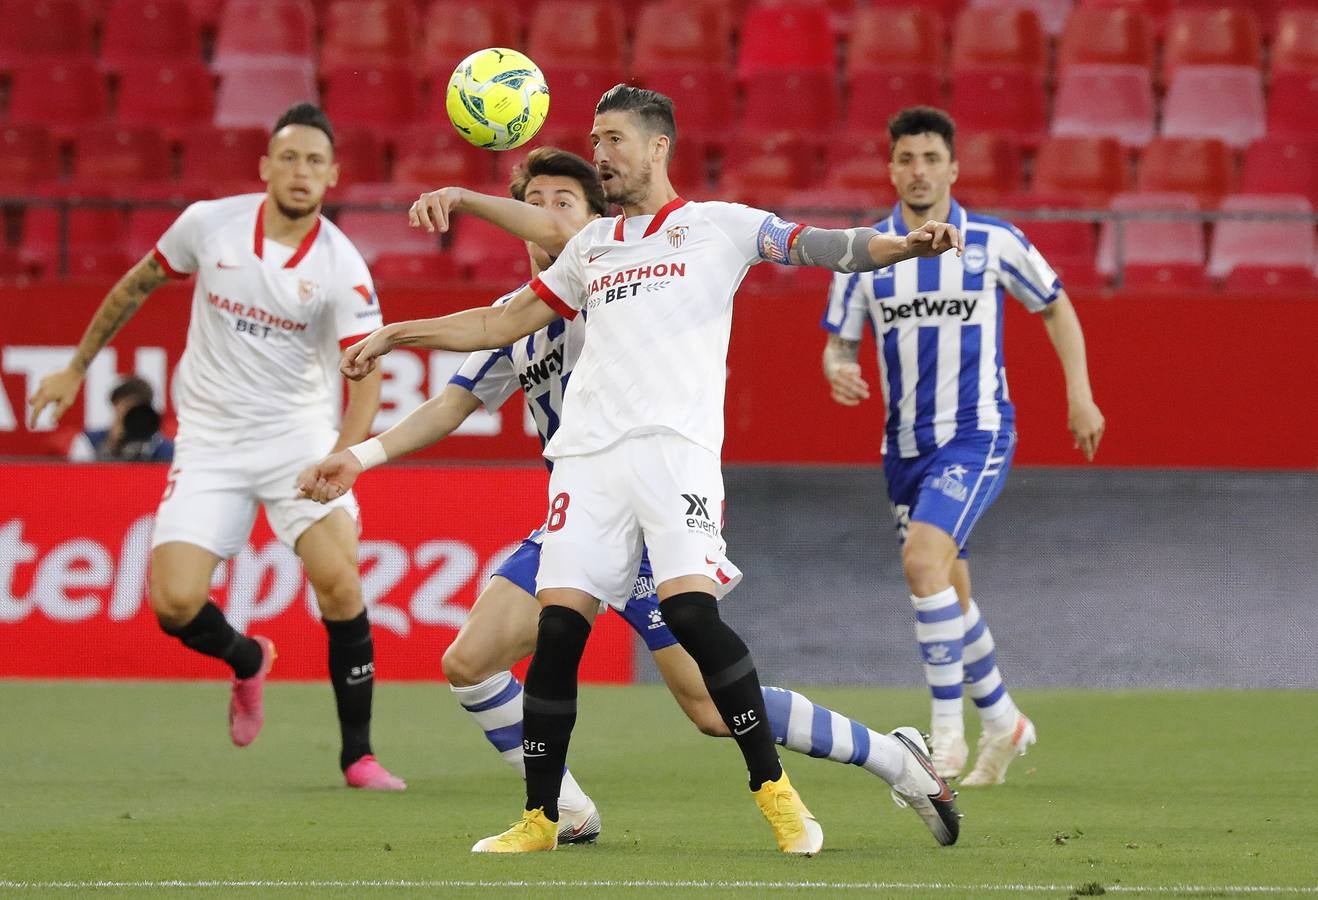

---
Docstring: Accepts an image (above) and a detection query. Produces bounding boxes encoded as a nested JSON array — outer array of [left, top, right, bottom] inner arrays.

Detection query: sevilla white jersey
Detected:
[[821, 199, 1060, 458], [530, 197, 799, 459], [449, 283, 584, 461], [152, 193, 383, 446]]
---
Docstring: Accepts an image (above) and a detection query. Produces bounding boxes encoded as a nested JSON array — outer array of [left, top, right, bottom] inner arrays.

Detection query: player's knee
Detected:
[[658, 592, 718, 644], [441, 640, 491, 687], [309, 571, 362, 620], [902, 544, 951, 596], [686, 701, 729, 737], [149, 575, 204, 629]]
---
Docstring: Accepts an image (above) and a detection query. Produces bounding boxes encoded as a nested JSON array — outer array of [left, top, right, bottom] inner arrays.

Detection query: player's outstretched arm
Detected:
[[409, 187, 575, 257], [821, 334, 870, 406], [1039, 291, 1105, 461], [340, 286, 558, 380], [787, 221, 964, 272], [27, 253, 170, 428], [297, 384, 483, 503]]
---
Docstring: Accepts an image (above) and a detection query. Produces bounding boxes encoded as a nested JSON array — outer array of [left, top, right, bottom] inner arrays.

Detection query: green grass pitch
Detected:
[[1, 682, 1315, 899]]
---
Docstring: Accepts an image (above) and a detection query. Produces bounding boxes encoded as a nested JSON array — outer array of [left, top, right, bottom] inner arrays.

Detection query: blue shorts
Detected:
[[493, 538, 678, 653], [884, 429, 1016, 559]]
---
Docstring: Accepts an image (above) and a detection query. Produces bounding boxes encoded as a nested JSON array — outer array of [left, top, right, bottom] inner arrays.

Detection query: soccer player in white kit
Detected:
[[301, 147, 973, 850], [338, 86, 964, 855], [820, 107, 1106, 786], [27, 104, 405, 791]]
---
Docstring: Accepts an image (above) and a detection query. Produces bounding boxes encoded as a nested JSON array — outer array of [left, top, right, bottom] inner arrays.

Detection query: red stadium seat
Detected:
[[335, 210, 442, 265], [1163, 7, 1260, 74], [319, 0, 418, 73], [1020, 220, 1103, 288], [843, 68, 944, 140], [1207, 193, 1315, 283], [1032, 136, 1129, 207], [1051, 64, 1155, 147], [951, 132, 1021, 207], [1058, 6, 1154, 69], [846, 7, 944, 80], [372, 252, 460, 284], [328, 127, 387, 189], [1098, 191, 1206, 286], [1078, 0, 1172, 36], [7, 61, 108, 131], [179, 126, 267, 195], [1161, 66, 1265, 150], [737, 2, 835, 77], [393, 129, 490, 187], [528, 1, 626, 70], [637, 66, 734, 147], [950, 69, 1047, 146], [824, 155, 896, 201], [100, 0, 202, 70], [68, 125, 170, 194], [633, 0, 733, 73], [1267, 72, 1318, 140], [125, 206, 183, 258], [183, 0, 226, 30], [738, 69, 840, 146], [215, 64, 319, 130], [718, 151, 806, 208], [422, 0, 522, 79], [951, 7, 1047, 73], [0, 0, 94, 69], [213, 0, 316, 75], [19, 205, 131, 276], [531, 65, 629, 135], [968, 0, 1071, 36], [0, 126, 59, 194], [1136, 138, 1234, 207], [866, 0, 966, 31], [451, 215, 532, 282], [323, 67, 420, 128], [115, 62, 215, 133], [1241, 138, 1318, 205], [1271, 9, 1318, 74]]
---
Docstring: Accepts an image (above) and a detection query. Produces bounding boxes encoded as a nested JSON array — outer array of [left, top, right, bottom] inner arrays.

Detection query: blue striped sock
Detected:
[[962, 599, 1020, 729], [761, 686, 903, 783], [913, 587, 966, 731]]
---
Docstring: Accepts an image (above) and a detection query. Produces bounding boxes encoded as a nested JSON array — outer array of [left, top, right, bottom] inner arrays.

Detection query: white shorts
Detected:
[[535, 432, 743, 610], [151, 428, 358, 559]]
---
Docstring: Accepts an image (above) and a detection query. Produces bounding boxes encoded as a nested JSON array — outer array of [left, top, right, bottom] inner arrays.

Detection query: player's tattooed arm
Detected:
[[27, 253, 170, 427], [821, 334, 870, 406]]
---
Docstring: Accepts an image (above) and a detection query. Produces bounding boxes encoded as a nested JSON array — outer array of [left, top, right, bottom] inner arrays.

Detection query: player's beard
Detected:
[[275, 196, 319, 221], [606, 160, 654, 207]]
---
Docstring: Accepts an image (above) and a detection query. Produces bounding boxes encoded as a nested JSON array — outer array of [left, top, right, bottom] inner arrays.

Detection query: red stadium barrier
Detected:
[[1, 282, 1315, 468], [0, 462, 636, 682]]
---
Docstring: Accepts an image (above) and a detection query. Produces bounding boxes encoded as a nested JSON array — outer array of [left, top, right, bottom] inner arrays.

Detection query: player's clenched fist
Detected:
[[340, 326, 396, 380], [825, 361, 871, 407], [905, 220, 964, 258], [296, 450, 363, 503], [27, 367, 84, 429]]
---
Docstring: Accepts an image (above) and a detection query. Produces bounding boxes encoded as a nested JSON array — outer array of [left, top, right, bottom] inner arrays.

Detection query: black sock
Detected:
[[161, 601, 261, 679], [660, 592, 782, 790], [522, 605, 592, 822], [325, 611, 374, 771]]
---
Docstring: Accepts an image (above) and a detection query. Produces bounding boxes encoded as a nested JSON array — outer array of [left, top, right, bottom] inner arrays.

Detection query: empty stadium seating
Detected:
[[1161, 66, 1265, 149], [1207, 194, 1315, 286], [214, 63, 319, 130], [0, 0, 95, 70], [212, 0, 316, 76], [1136, 138, 1234, 207], [116, 62, 217, 134], [528, 1, 627, 69], [100, 0, 202, 71], [1098, 192, 1207, 288], [422, 0, 522, 78], [1051, 64, 1155, 147], [319, 0, 417, 73], [1058, 6, 1154, 68], [737, 2, 834, 76], [1031, 136, 1128, 207], [951, 7, 1047, 73]]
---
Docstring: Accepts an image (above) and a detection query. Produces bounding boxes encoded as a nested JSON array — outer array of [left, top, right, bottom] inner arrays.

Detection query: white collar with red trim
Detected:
[[254, 198, 323, 268], [611, 196, 688, 242]]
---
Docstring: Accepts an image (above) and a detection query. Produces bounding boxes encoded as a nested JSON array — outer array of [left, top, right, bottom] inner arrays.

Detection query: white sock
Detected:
[[912, 587, 965, 733], [761, 686, 905, 783], [962, 599, 1020, 731]]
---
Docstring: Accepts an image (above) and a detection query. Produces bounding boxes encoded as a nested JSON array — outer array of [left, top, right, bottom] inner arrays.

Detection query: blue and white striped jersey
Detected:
[[448, 284, 584, 464], [821, 199, 1060, 459]]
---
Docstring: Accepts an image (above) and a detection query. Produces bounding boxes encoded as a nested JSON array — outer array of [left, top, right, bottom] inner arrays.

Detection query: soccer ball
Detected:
[[445, 48, 550, 151]]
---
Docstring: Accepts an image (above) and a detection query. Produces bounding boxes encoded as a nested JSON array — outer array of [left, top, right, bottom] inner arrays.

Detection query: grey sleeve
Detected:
[[791, 226, 884, 273]]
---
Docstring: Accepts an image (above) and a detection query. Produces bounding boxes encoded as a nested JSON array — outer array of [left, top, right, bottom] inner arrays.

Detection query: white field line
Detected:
[[0, 881, 1316, 894]]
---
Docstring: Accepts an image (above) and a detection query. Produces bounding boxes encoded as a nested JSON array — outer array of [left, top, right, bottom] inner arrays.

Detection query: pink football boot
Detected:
[[229, 636, 275, 747]]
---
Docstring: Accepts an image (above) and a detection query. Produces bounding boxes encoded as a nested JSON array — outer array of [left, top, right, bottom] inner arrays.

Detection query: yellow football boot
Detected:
[[471, 807, 558, 853], [752, 770, 824, 856]]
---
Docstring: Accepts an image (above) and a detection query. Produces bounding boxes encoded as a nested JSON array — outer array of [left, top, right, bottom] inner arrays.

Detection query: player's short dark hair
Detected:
[[595, 84, 677, 155], [110, 376, 153, 407], [888, 106, 956, 160], [271, 102, 335, 149], [510, 147, 609, 216]]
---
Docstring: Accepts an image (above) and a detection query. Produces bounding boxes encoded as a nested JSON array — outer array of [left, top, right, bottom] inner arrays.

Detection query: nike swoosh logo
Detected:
[[570, 823, 590, 836], [733, 722, 758, 736], [216, 261, 240, 269], [588, 250, 612, 263], [524, 752, 548, 759], [345, 674, 373, 685]]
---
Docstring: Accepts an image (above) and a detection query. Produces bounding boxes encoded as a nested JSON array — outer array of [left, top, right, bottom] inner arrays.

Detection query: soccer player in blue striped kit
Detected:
[[821, 107, 1106, 785]]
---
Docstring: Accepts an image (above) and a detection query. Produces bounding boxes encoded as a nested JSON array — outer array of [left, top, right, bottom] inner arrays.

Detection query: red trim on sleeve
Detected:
[[642, 196, 688, 238], [252, 197, 322, 268], [530, 276, 578, 320], [151, 247, 190, 280], [787, 222, 808, 253], [338, 333, 372, 351]]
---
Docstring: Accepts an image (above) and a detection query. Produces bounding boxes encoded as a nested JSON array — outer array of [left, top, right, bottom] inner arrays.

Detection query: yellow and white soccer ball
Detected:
[[445, 48, 550, 151]]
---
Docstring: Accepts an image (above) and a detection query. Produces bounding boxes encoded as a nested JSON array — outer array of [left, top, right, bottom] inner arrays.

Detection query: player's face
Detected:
[[259, 125, 339, 220], [889, 133, 958, 214], [522, 174, 598, 269], [590, 111, 666, 205]]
